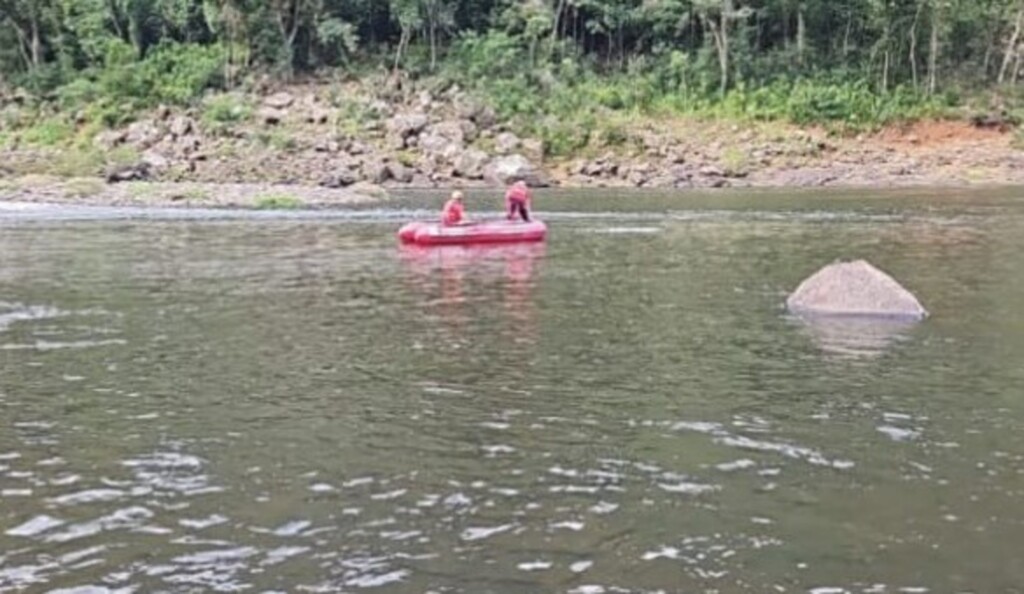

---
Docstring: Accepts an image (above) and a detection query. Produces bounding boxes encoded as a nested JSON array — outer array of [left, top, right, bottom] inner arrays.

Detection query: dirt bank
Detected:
[[2, 83, 1023, 203]]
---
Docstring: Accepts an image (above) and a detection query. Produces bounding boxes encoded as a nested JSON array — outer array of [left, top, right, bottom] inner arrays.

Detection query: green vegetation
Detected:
[[1, 0, 1021, 149], [254, 194, 303, 209]]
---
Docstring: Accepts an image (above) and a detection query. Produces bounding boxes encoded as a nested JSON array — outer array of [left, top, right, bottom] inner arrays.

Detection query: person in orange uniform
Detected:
[[505, 180, 532, 222], [441, 190, 468, 226]]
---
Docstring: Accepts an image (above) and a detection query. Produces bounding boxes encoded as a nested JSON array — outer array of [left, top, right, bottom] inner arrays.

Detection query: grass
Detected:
[[254, 194, 303, 209], [20, 118, 76, 146], [256, 131, 298, 152], [61, 177, 105, 198], [721, 147, 750, 177]]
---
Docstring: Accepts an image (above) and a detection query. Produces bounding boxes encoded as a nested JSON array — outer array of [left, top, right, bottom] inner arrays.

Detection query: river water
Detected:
[[1, 189, 1023, 593]]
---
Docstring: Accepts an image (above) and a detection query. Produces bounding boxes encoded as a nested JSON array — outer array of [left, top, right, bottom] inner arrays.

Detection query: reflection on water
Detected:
[[1, 192, 1024, 593], [789, 314, 921, 359]]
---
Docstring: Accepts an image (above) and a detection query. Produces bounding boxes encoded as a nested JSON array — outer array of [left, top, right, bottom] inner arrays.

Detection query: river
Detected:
[[1, 188, 1023, 593]]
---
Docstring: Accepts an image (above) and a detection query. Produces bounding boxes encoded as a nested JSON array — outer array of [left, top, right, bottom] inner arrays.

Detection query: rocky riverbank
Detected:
[[3, 81, 1024, 203]]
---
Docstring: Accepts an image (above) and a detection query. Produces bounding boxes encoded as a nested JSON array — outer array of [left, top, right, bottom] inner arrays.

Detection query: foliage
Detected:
[[254, 194, 302, 209], [1, 0, 1021, 136]]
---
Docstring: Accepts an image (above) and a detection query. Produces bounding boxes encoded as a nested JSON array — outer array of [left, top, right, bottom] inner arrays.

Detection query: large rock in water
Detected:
[[787, 260, 928, 319]]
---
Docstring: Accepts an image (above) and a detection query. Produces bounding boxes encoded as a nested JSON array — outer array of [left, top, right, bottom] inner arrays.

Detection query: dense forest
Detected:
[[2, 1, 1024, 129]]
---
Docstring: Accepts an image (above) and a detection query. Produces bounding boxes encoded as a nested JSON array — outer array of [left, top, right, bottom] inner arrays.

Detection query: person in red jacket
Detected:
[[505, 181, 532, 222], [441, 190, 468, 226]]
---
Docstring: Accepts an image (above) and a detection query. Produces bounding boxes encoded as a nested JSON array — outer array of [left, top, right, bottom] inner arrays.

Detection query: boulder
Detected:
[[367, 100, 394, 118], [319, 169, 358, 188], [257, 107, 285, 125], [419, 132, 455, 156], [453, 149, 489, 179], [386, 113, 430, 139], [425, 120, 476, 145], [474, 105, 498, 129], [105, 162, 151, 183], [362, 161, 392, 184], [495, 132, 521, 155], [787, 260, 928, 319], [386, 162, 414, 184], [125, 120, 163, 149], [483, 154, 548, 187], [264, 92, 295, 109], [140, 150, 170, 174], [454, 95, 483, 120], [93, 129, 128, 150], [305, 107, 332, 125], [169, 116, 194, 138]]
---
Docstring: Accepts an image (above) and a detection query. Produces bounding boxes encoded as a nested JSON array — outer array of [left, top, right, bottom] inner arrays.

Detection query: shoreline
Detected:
[[1, 175, 1022, 212]]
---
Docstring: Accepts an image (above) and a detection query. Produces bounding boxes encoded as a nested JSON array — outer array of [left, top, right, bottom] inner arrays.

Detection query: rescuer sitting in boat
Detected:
[[441, 190, 469, 226]]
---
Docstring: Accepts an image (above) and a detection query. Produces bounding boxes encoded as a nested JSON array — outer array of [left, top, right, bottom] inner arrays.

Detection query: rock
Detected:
[[169, 116, 194, 138], [386, 162, 414, 184], [140, 150, 170, 173], [426, 120, 476, 145], [627, 170, 649, 187], [175, 134, 202, 155], [417, 90, 433, 110], [306, 107, 332, 125], [483, 154, 548, 187], [419, 132, 455, 155], [495, 132, 521, 155], [125, 120, 163, 149], [93, 129, 128, 150], [668, 165, 692, 181], [787, 260, 928, 320], [641, 132, 664, 151], [454, 95, 483, 121], [368, 100, 393, 118], [348, 142, 368, 156], [453, 149, 489, 179], [349, 182, 388, 199], [363, 161, 392, 184], [699, 165, 724, 177], [583, 160, 607, 177], [970, 111, 1019, 131], [156, 104, 172, 120], [264, 92, 295, 109], [386, 134, 408, 150], [313, 137, 337, 153], [474, 105, 498, 129], [386, 113, 430, 139], [257, 107, 285, 125], [105, 163, 151, 183], [319, 169, 358, 188]]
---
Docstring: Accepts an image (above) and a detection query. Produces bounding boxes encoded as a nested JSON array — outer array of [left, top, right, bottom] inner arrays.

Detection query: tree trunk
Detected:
[[430, 19, 437, 71], [909, 1, 923, 89], [550, 0, 567, 58], [999, 8, 1024, 84], [882, 48, 890, 92], [843, 13, 853, 61], [927, 1, 940, 95], [797, 2, 806, 64], [393, 27, 410, 73], [702, 11, 729, 96], [28, 5, 42, 68]]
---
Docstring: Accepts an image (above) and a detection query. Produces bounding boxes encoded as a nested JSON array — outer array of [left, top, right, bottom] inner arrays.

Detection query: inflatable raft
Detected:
[[398, 220, 547, 246]]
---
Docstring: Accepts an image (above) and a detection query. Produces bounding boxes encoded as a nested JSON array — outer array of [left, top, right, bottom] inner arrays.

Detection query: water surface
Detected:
[[1, 188, 1023, 593]]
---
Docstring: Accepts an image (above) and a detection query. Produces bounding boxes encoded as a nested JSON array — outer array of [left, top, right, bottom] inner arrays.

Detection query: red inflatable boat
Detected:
[[398, 220, 547, 246]]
